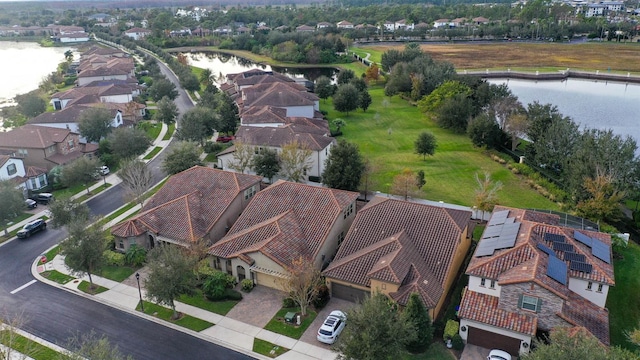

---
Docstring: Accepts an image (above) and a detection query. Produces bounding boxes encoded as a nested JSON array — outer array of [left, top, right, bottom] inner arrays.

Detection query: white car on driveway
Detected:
[[317, 310, 346, 344], [487, 349, 512, 360]]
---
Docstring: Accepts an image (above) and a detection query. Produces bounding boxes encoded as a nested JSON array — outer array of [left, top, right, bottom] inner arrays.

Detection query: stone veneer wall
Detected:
[[499, 282, 570, 330]]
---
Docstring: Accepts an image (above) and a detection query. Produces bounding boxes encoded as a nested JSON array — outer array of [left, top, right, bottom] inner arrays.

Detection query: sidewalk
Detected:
[[33, 255, 338, 360]]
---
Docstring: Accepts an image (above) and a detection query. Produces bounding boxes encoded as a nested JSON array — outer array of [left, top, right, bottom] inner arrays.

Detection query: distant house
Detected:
[[394, 19, 414, 31], [28, 105, 125, 142], [123, 27, 152, 40], [316, 22, 332, 29], [208, 180, 359, 288], [51, 81, 141, 110], [296, 25, 315, 32], [76, 55, 135, 86], [457, 207, 614, 357], [382, 21, 395, 32], [0, 125, 97, 171], [433, 19, 451, 28], [0, 155, 48, 192], [323, 197, 471, 319], [337, 20, 354, 29], [226, 69, 295, 91], [110, 166, 262, 253], [51, 26, 89, 43], [472, 16, 490, 25], [451, 18, 467, 27]]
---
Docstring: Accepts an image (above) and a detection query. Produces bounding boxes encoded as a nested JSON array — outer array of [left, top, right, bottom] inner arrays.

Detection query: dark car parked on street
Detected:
[[16, 219, 47, 238], [31, 193, 54, 205]]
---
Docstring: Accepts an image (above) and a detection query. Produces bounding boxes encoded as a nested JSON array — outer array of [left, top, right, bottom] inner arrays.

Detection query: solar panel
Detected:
[[544, 233, 565, 243], [563, 252, 586, 262], [569, 261, 593, 273], [481, 226, 502, 239], [547, 256, 567, 285], [552, 242, 574, 253], [501, 223, 521, 238], [591, 239, 611, 264], [487, 210, 509, 226], [537, 243, 555, 256], [504, 217, 515, 224], [574, 231, 593, 247], [475, 242, 496, 257]]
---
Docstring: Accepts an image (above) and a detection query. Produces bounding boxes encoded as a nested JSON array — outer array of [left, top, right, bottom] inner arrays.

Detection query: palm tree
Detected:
[[64, 50, 73, 62], [199, 68, 213, 87]]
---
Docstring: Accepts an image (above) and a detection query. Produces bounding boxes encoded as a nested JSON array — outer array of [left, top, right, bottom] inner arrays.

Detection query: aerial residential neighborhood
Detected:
[[0, 0, 639, 358]]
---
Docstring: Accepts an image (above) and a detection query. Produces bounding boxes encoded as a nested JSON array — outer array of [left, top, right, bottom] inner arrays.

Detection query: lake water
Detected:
[[488, 78, 640, 145], [0, 42, 76, 106]]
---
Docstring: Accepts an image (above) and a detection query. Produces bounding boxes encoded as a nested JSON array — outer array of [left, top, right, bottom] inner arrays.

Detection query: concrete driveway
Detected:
[[225, 284, 286, 328], [300, 297, 358, 350], [461, 343, 491, 360]]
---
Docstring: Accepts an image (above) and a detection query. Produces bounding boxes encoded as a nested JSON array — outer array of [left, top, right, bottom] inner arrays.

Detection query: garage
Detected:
[[467, 326, 521, 356], [330, 283, 369, 303]]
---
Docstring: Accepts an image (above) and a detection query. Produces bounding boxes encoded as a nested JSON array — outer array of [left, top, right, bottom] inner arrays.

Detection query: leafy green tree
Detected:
[[359, 90, 372, 112], [414, 131, 437, 160], [124, 244, 147, 267], [60, 219, 108, 290], [417, 80, 472, 114], [148, 78, 178, 102], [401, 293, 433, 353], [337, 69, 355, 85], [202, 271, 235, 300], [416, 170, 426, 190], [78, 107, 113, 143], [474, 171, 503, 213], [315, 75, 335, 102], [49, 198, 90, 229], [333, 83, 360, 115], [199, 68, 213, 88], [118, 159, 152, 207], [154, 96, 179, 125], [180, 72, 201, 92], [335, 293, 416, 360], [177, 107, 219, 146], [467, 114, 504, 149], [0, 180, 24, 236], [108, 127, 152, 161], [350, 77, 368, 92], [331, 118, 346, 134], [15, 90, 46, 118], [252, 148, 280, 183], [145, 245, 197, 319], [162, 141, 203, 175], [216, 92, 239, 134], [322, 140, 365, 191], [61, 157, 101, 195], [435, 94, 474, 133], [279, 140, 313, 182], [575, 173, 625, 222], [64, 50, 74, 62]]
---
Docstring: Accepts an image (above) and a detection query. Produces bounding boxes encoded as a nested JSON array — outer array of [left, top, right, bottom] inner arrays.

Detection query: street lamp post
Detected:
[[135, 272, 144, 312]]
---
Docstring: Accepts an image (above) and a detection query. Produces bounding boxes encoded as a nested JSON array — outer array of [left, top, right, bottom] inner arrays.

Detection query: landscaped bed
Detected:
[[137, 301, 214, 332], [178, 288, 240, 316], [263, 306, 317, 339]]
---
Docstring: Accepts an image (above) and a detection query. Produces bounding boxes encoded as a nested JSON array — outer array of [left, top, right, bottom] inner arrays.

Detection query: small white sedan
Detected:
[[317, 310, 347, 344], [487, 349, 512, 360]]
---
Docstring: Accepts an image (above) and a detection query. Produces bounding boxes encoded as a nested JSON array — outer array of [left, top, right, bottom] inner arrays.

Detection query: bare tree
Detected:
[[358, 159, 380, 201], [279, 140, 312, 182], [506, 113, 528, 151], [64, 330, 133, 360], [0, 313, 38, 360], [118, 159, 152, 208], [278, 256, 322, 316], [391, 168, 421, 201], [227, 141, 254, 174], [473, 172, 503, 216]]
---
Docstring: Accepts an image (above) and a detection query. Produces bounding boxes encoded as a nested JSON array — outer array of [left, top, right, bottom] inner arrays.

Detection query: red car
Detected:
[[216, 135, 234, 143]]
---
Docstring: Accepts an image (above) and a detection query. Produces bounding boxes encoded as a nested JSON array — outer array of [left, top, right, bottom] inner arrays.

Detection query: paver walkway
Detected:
[[225, 285, 286, 328]]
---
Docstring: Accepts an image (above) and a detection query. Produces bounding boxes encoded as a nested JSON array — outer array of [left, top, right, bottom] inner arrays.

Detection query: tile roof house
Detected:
[[336, 20, 354, 29], [27, 105, 125, 143], [323, 197, 471, 318], [51, 81, 141, 110], [0, 155, 48, 192], [76, 55, 135, 86], [239, 82, 319, 118], [226, 69, 296, 91], [123, 27, 152, 40], [208, 180, 359, 288], [296, 25, 315, 32], [110, 166, 262, 252], [239, 106, 326, 129], [0, 125, 97, 171], [457, 206, 615, 357]]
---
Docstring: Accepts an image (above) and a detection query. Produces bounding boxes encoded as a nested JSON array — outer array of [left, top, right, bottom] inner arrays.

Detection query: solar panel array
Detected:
[[573, 231, 611, 264], [475, 211, 521, 257], [547, 256, 567, 285], [570, 261, 593, 273], [544, 233, 566, 243], [537, 243, 555, 256], [563, 252, 586, 263], [552, 242, 574, 253]]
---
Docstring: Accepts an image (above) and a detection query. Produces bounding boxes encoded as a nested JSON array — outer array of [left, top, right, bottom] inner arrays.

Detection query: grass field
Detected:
[[353, 42, 640, 73], [608, 242, 640, 351], [324, 86, 558, 209]]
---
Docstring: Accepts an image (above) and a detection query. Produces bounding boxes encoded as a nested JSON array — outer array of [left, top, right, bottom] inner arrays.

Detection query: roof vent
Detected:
[[422, 280, 428, 285]]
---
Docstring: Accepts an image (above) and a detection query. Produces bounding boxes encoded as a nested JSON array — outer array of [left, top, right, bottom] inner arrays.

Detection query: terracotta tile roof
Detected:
[[323, 197, 471, 307], [459, 289, 538, 335], [0, 124, 74, 149], [560, 292, 610, 345], [209, 180, 359, 269], [240, 105, 328, 131], [235, 125, 334, 151], [0, 155, 9, 168], [110, 166, 262, 245], [28, 105, 118, 125], [241, 82, 318, 109], [45, 151, 84, 166], [26, 166, 47, 177]]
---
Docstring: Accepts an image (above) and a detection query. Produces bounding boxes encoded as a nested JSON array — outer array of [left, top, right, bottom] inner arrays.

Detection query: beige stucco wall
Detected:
[[433, 226, 471, 318], [206, 182, 261, 244], [313, 199, 357, 268]]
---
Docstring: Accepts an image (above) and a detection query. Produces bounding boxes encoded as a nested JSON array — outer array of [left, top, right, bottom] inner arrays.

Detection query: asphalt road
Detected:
[[0, 50, 255, 359]]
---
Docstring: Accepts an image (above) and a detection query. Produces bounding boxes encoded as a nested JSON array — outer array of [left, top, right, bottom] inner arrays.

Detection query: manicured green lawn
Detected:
[[99, 264, 137, 282], [138, 121, 162, 140], [74, 183, 111, 202], [608, 241, 640, 352], [143, 146, 163, 160], [77, 280, 108, 294], [264, 307, 317, 339], [0, 330, 65, 360], [100, 202, 137, 226], [350, 47, 384, 65], [178, 289, 240, 316], [52, 183, 88, 201], [42, 246, 59, 264], [204, 152, 217, 162], [253, 338, 289, 358], [401, 342, 456, 360], [40, 270, 74, 285], [325, 86, 558, 209], [137, 301, 214, 332], [163, 123, 176, 140]]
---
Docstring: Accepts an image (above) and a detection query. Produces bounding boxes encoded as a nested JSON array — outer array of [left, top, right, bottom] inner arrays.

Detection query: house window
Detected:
[[244, 185, 256, 200], [587, 282, 593, 291], [381, 283, 386, 290], [343, 203, 354, 219], [226, 259, 232, 275], [337, 231, 345, 246], [480, 278, 486, 287], [18, 149, 28, 156], [520, 295, 541, 312], [118, 239, 124, 249], [490, 280, 496, 289], [597, 284, 603, 293], [38, 174, 46, 187], [213, 257, 221, 270], [67, 139, 75, 150], [7, 163, 16, 176], [30, 178, 37, 189]]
